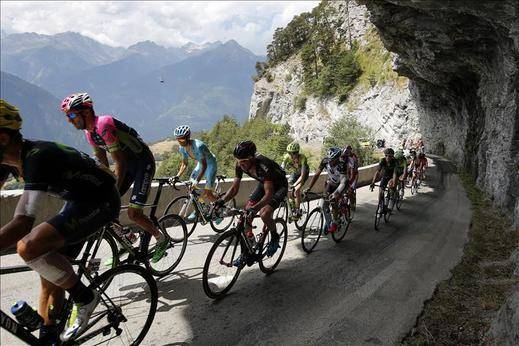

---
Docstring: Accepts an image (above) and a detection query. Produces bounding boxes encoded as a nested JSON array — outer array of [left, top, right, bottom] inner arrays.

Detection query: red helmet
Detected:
[[61, 93, 93, 113]]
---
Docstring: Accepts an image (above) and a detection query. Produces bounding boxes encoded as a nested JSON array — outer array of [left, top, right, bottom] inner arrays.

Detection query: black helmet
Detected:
[[327, 147, 342, 160], [233, 140, 256, 159], [384, 148, 394, 156]]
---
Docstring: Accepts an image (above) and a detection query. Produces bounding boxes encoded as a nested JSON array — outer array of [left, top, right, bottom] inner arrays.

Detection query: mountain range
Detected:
[[1, 31, 264, 143]]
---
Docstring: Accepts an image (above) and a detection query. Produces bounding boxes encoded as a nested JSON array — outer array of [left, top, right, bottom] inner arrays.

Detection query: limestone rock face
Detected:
[[364, 0, 519, 226], [249, 0, 421, 149]]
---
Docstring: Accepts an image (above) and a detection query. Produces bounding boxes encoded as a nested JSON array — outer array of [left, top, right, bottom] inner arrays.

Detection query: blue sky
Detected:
[[0, 1, 319, 54]]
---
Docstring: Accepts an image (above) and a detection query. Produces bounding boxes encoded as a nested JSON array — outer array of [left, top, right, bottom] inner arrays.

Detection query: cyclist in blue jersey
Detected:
[[173, 126, 218, 220]]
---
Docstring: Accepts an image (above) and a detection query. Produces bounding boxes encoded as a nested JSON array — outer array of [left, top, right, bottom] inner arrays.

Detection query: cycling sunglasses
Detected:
[[66, 112, 80, 120], [236, 157, 254, 163]]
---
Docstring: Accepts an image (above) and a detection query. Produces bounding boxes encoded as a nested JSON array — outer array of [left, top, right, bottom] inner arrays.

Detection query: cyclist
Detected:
[[60, 92, 168, 263], [0, 99, 120, 343], [370, 148, 398, 213], [418, 152, 428, 180], [394, 149, 408, 192], [281, 142, 309, 220], [340, 145, 359, 211], [172, 125, 219, 220], [215, 141, 287, 263], [305, 147, 348, 234], [408, 150, 421, 187]]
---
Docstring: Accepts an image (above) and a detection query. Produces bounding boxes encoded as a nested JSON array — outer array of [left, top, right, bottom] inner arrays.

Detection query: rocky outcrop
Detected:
[[249, 0, 421, 148], [487, 290, 519, 345], [363, 0, 519, 226]]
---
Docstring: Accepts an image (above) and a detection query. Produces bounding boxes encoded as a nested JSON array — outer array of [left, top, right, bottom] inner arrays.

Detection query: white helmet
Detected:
[[174, 125, 191, 138]]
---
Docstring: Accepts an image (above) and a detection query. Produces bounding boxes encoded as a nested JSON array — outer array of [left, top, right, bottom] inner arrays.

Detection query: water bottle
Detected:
[[86, 258, 101, 274], [11, 300, 43, 331], [122, 226, 138, 244]]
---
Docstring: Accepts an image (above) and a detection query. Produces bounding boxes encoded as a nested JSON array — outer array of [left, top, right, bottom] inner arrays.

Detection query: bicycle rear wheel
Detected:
[[210, 197, 236, 233], [164, 195, 198, 239], [76, 264, 157, 346], [294, 199, 310, 231], [301, 208, 323, 253], [374, 199, 383, 231], [144, 214, 188, 277], [202, 229, 242, 299], [259, 218, 288, 274]]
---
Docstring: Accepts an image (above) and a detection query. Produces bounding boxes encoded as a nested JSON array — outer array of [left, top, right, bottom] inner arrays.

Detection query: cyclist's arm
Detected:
[[250, 180, 274, 210], [307, 168, 322, 191], [110, 149, 127, 190], [371, 168, 380, 186], [194, 157, 207, 183], [293, 165, 309, 188], [333, 174, 348, 197], [176, 158, 188, 178], [94, 147, 109, 168], [222, 177, 241, 202]]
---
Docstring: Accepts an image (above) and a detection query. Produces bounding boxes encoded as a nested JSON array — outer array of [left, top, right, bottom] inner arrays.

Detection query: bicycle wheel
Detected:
[[396, 186, 404, 210], [76, 264, 157, 346], [210, 197, 236, 233], [259, 218, 288, 274], [301, 208, 323, 253], [374, 199, 383, 231], [410, 180, 417, 195], [275, 200, 289, 224], [164, 195, 198, 238], [80, 232, 119, 277], [202, 229, 242, 299], [144, 214, 188, 277], [384, 192, 393, 223], [294, 199, 310, 231], [332, 206, 350, 243]]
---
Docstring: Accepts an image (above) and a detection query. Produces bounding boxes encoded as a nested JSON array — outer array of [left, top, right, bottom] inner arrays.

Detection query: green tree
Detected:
[[323, 115, 376, 166]]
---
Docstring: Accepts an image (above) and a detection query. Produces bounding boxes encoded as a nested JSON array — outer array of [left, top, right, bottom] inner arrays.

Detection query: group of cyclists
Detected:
[[0, 92, 428, 345]]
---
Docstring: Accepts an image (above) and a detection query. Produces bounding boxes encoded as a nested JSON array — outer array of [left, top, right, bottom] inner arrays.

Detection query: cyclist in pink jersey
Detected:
[[60, 92, 168, 262]]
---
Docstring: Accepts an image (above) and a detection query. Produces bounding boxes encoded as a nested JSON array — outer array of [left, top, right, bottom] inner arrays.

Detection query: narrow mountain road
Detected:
[[0, 157, 471, 345]]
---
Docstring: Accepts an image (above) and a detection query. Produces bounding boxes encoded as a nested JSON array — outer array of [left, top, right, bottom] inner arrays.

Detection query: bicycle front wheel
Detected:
[[294, 199, 310, 231], [374, 199, 383, 231], [164, 195, 198, 238], [396, 186, 404, 210], [202, 229, 242, 299], [77, 264, 158, 346], [275, 200, 289, 224], [301, 208, 323, 253], [144, 214, 188, 277], [332, 206, 350, 243], [210, 197, 236, 233], [259, 218, 288, 274]]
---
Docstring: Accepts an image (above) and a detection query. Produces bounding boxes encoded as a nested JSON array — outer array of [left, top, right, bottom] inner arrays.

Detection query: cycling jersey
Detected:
[[318, 158, 347, 185], [395, 158, 407, 175], [179, 139, 217, 190], [14, 140, 120, 245], [85, 115, 152, 159], [235, 154, 288, 189], [281, 153, 308, 175], [378, 157, 398, 178]]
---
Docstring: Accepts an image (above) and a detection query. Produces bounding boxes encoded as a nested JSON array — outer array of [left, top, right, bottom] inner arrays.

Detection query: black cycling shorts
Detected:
[[119, 154, 156, 208], [380, 175, 392, 189], [289, 170, 309, 185], [249, 183, 288, 210], [48, 185, 121, 246]]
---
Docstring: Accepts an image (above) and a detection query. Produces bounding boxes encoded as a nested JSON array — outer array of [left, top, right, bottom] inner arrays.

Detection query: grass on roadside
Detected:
[[402, 170, 519, 345]]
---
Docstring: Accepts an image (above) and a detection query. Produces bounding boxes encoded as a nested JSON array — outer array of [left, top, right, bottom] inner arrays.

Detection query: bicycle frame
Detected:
[[0, 310, 39, 345]]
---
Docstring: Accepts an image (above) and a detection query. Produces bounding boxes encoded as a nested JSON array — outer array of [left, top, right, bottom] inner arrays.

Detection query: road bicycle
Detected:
[[104, 177, 188, 277], [202, 208, 288, 299], [372, 183, 398, 230], [1, 227, 158, 345], [163, 175, 236, 239], [301, 191, 351, 253], [274, 185, 310, 231], [410, 171, 422, 195]]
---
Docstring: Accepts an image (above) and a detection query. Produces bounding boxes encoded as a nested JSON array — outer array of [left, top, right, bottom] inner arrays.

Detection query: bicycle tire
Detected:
[[384, 192, 392, 223], [164, 195, 197, 238], [374, 199, 383, 230], [275, 200, 289, 224], [80, 264, 158, 346], [202, 229, 242, 299], [396, 186, 404, 210], [95, 232, 119, 274], [209, 197, 236, 233], [332, 205, 350, 243], [143, 214, 188, 277], [259, 218, 288, 274], [294, 199, 310, 231], [301, 207, 323, 253]]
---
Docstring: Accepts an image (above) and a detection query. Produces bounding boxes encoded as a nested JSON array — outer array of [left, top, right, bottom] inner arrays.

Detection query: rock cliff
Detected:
[[363, 0, 519, 226], [249, 0, 421, 148]]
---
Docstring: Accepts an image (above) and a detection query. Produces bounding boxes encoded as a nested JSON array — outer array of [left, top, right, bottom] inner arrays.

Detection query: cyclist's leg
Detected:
[[126, 156, 161, 238], [202, 160, 218, 202], [260, 186, 287, 255]]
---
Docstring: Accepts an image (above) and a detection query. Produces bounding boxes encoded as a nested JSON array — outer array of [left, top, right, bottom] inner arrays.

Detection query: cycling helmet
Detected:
[[384, 148, 394, 156], [395, 149, 404, 160], [286, 142, 300, 153], [233, 140, 256, 159], [174, 125, 191, 138], [0, 99, 23, 131], [327, 147, 342, 160], [60, 93, 93, 113]]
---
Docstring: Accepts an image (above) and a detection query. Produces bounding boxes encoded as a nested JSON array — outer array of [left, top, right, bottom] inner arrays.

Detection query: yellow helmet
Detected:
[[0, 99, 23, 131]]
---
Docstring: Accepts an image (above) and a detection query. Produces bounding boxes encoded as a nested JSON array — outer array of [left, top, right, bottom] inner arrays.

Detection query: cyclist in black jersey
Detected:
[[0, 99, 120, 343], [216, 141, 288, 260], [370, 148, 399, 213], [305, 147, 348, 234]]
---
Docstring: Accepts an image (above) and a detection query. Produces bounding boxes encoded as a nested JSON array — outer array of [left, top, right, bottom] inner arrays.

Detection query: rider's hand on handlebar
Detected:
[[369, 183, 375, 191], [245, 207, 256, 219], [214, 199, 225, 208]]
